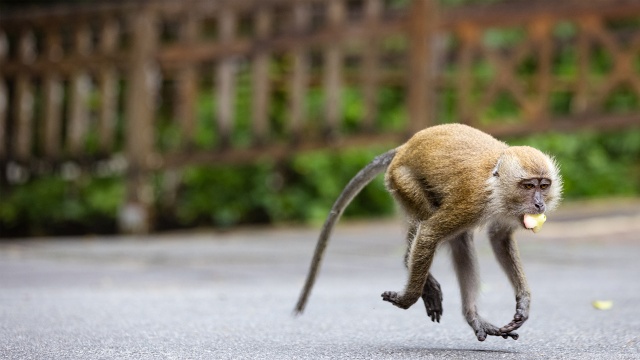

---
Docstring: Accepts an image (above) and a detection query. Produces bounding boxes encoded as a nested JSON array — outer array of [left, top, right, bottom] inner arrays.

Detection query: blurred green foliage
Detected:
[[169, 146, 394, 229], [0, 176, 123, 236]]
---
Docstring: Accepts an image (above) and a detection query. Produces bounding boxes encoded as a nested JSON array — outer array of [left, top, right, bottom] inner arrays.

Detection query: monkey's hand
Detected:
[[468, 317, 519, 341], [500, 310, 528, 333], [500, 296, 530, 333], [381, 291, 420, 309]]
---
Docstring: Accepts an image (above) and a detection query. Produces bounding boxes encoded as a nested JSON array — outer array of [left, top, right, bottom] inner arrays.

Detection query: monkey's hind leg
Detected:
[[450, 232, 518, 341], [382, 221, 438, 309], [405, 221, 443, 323]]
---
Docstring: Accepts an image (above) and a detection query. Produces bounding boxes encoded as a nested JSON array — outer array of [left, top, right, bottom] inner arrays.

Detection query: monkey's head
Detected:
[[489, 146, 563, 229]]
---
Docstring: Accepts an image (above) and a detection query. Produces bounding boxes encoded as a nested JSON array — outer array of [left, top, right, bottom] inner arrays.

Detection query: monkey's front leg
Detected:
[[500, 295, 530, 333], [489, 223, 531, 334], [451, 232, 518, 341], [382, 223, 438, 309]]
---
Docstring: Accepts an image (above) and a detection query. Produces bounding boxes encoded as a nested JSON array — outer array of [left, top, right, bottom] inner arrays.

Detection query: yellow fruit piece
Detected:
[[524, 213, 547, 233], [592, 300, 613, 310]]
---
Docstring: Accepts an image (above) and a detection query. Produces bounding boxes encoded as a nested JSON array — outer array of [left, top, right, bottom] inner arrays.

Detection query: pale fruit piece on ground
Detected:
[[523, 213, 547, 233], [592, 300, 613, 310]]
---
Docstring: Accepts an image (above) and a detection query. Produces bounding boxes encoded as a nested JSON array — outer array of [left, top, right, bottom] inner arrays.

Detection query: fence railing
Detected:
[[1, 0, 639, 232]]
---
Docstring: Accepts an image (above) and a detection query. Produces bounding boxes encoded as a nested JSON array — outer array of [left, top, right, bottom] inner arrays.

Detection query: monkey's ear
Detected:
[[492, 158, 502, 177]]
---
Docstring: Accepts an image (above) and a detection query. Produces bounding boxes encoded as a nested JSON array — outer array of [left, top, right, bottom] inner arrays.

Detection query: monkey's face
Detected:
[[492, 147, 563, 228], [496, 176, 557, 230], [516, 177, 554, 228], [518, 178, 552, 214]]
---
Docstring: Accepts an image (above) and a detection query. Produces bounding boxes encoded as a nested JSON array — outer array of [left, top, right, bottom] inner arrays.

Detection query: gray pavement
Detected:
[[1, 200, 640, 359]]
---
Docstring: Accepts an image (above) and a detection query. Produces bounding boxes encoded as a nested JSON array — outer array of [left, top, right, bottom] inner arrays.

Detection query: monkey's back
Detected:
[[386, 124, 507, 219]]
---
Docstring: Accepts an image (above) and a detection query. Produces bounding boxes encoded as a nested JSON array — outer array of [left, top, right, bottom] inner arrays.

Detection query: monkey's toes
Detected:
[[427, 306, 442, 323], [381, 291, 401, 306], [422, 278, 443, 323], [422, 292, 443, 323], [381, 291, 414, 309]]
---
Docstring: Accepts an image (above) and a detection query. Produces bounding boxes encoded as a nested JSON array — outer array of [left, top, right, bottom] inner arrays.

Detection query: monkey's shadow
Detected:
[[378, 346, 516, 356]]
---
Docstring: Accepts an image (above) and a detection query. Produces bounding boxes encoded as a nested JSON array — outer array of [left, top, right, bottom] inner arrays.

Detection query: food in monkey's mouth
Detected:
[[523, 213, 546, 233]]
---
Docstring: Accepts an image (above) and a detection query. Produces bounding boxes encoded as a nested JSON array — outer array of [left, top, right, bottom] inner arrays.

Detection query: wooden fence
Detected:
[[1, 0, 640, 232]]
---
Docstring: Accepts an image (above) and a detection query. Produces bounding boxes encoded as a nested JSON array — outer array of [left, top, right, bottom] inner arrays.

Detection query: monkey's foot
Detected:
[[381, 291, 420, 310], [422, 277, 443, 323], [469, 318, 519, 342]]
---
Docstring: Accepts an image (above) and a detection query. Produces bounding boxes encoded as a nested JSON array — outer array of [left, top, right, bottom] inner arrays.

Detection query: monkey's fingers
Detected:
[[499, 313, 527, 333], [475, 329, 488, 342], [500, 331, 519, 340], [477, 327, 519, 341]]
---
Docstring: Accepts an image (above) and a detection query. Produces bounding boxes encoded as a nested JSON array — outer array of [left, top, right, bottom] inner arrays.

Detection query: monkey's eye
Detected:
[[523, 183, 535, 190], [540, 184, 549, 190]]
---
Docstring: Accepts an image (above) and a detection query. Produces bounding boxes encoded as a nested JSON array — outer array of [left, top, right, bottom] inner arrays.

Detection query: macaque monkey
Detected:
[[294, 123, 562, 341]]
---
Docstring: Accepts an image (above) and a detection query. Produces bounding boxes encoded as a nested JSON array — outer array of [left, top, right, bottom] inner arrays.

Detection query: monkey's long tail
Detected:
[[294, 148, 397, 315]]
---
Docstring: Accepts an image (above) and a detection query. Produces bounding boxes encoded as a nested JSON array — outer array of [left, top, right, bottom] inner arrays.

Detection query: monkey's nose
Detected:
[[534, 203, 545, 213]]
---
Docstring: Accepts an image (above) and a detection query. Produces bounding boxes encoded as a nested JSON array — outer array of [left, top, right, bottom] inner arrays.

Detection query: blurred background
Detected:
[[0, 0, 639, 237]]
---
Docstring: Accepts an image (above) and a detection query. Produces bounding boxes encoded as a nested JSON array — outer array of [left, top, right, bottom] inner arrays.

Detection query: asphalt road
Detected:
[[1, 201, 640, 359]]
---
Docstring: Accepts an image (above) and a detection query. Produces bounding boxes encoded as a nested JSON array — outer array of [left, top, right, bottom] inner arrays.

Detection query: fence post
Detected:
[[324, 0, 345, 140], [68, 24, 91, 156], [407, 0, 438, 135], [119, 8, 158, 234], [288, 0, 310, 142], [14, 30, 35, 161], [362, 0, 382, 132], [0, 31, 7, 161], [215, 9, 237, 149]]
